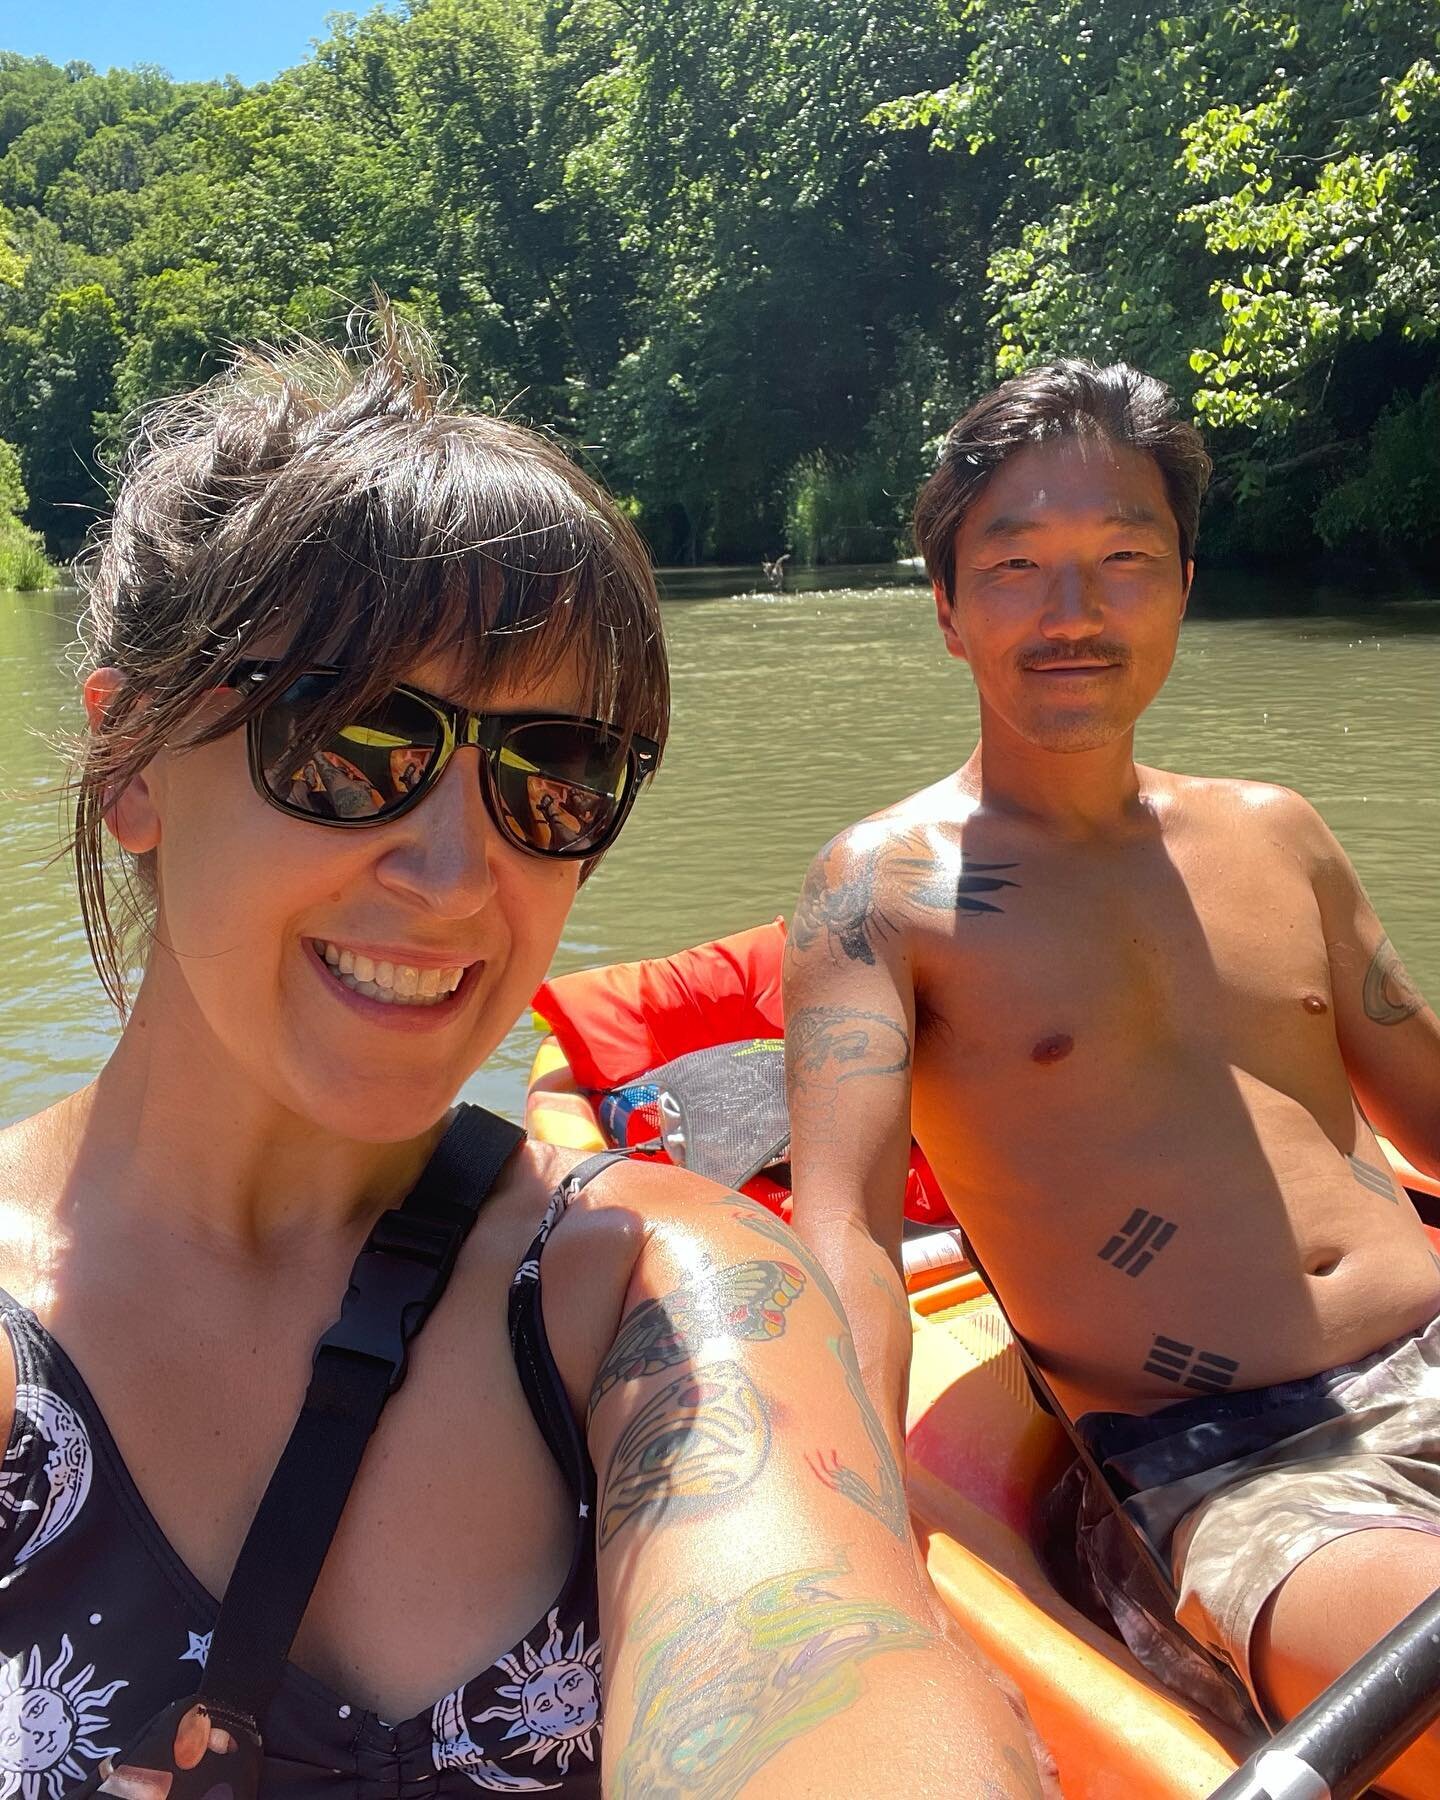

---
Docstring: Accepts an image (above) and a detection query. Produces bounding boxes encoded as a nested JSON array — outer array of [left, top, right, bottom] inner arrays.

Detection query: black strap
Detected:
[[957, 1229, 1259, 1721], [198, 1104, 525, 1726]]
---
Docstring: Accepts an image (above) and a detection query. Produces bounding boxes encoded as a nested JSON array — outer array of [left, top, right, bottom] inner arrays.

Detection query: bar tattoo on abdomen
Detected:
[[1347, 1153, 1400, 1203], [1143, 1334, 1240, 1394], [1098, 1209, 1178, 1277]]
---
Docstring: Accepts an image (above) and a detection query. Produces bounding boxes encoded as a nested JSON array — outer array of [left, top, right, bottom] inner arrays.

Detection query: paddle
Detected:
[[1207, 1586, 1440, 1799]]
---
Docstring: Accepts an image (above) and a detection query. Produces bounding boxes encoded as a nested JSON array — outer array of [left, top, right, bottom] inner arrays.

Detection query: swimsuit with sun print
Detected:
[[0, 1152, 626, 1799]]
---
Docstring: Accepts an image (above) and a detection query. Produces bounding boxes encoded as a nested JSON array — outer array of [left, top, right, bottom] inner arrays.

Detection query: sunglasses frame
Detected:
[[229, 660, 660, 861]]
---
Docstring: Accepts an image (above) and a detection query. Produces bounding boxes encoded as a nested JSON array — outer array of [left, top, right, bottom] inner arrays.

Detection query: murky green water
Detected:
[[2, 569, 1438, 1126]]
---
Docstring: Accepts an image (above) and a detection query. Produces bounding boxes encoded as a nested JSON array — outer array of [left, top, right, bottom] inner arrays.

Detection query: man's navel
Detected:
[[1031, 1033, 1074, 1065]]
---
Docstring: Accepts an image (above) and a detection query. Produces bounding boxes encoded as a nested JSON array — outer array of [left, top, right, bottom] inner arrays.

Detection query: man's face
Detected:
[[937, 437, 1193, 753]]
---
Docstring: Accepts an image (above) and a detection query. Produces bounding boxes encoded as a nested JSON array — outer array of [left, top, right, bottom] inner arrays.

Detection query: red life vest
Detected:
[[532, 918, 949, 1223]]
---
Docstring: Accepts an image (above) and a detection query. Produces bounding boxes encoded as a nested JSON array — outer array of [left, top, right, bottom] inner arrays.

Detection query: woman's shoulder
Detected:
[[513, 1145, 815, 1412]]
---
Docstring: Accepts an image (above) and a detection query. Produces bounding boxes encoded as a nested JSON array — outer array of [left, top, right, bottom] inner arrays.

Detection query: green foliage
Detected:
[[0, 435, 26, 517], [1315, 385, 1440, 558], [0, 519, 56, 589], [870, 0, 1440, 565], [0, 431, 57, 589], [787, 453, 899, 565], [0, 3, 1437, 570]]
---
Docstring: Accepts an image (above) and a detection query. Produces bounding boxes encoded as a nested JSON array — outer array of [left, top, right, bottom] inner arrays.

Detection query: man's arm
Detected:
[[783, 827, 919, 1457], [590, 1188, 1050, 1799], [1301, 797, 1440, 1174]]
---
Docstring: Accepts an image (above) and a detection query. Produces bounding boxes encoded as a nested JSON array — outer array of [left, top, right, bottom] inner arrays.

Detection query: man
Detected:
[[784, 359, 1440, 1793]]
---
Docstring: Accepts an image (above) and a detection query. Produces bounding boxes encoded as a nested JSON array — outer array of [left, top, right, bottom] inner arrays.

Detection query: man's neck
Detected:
[[960, 708, 1148, 837]]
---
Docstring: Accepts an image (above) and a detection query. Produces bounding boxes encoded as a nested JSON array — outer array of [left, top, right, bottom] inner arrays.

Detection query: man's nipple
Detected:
[[1302, 994, 1329, 1015], [1031, 1033, 1074, 1065]]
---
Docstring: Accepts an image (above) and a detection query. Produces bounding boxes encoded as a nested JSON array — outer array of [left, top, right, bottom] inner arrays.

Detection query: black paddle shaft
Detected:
[[1207, 1585, 1440, 1800]]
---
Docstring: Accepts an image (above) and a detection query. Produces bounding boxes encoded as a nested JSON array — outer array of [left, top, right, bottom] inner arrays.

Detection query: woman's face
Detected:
[[102, 652, 588, 1142]]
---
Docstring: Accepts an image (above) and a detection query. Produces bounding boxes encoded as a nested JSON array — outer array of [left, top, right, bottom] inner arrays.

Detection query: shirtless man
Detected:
[[784, 359, 1440, 1793]]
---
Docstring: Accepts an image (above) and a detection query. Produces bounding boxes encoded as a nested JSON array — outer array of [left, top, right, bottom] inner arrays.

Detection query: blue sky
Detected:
[[3, 0, 384, 87]]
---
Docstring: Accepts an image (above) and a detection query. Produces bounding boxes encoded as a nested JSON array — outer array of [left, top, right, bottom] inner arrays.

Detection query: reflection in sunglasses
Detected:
[[389, 746, 436, 793], [281, 752, 387, 820]]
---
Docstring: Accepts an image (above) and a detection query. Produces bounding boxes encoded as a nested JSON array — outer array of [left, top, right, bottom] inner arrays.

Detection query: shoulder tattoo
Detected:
[[792, 830, 1019, 966]]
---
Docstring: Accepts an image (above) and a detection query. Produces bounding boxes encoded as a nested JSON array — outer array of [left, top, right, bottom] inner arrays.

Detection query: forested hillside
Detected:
[[1, 0, 1436, 568]]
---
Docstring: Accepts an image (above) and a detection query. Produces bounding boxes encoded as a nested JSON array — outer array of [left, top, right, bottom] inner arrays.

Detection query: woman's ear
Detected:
[[83, 666, 161, 855]]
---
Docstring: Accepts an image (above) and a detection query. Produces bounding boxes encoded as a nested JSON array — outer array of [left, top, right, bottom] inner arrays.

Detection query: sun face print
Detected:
[[3, 1389, 94, 1562], [0, 1636, 125, 1800], [473, 1611, 601, 1777]]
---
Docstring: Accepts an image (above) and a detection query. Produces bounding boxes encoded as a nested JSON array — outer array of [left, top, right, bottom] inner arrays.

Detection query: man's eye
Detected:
[[1107, 549, 1148, 562], [991, 558, 1035, 571]]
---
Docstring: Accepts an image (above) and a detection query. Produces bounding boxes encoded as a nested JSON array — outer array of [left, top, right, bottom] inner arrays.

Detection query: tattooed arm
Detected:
[[1297, 793, 1440, 1173], [782, 827, 924, 1457], [587, 1187, 1051, 1798]]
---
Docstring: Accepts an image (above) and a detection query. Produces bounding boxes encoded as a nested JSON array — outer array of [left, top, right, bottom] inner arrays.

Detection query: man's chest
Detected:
[[911, 831, 1334, 1082]]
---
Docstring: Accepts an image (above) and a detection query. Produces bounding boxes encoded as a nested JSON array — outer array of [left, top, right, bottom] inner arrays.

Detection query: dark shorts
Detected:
[[1076, 1310, 1440, 1715]]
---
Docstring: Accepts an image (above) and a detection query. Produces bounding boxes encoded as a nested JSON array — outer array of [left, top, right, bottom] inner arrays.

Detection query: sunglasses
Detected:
[[228, 661, 659, 860]]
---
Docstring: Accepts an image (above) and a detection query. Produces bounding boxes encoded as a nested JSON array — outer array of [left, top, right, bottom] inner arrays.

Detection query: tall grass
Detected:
[[0, 521, 57, 591]]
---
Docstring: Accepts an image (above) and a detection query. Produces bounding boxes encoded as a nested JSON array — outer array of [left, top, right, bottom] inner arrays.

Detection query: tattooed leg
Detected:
[[589, 1259, 806, 1417], [1363, 936, 1425, 1026], [806, 1333, 910, 1541], [728, 1210, 911, 1541], [613, 1557, 932, 1799], [599, 1362, 769, 1547]]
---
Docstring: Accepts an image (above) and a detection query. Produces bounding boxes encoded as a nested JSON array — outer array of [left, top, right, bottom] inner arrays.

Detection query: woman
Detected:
[[0, 313, 1042, 1798]]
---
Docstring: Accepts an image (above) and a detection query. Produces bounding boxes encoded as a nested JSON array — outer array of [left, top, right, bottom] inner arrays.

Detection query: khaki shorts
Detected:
[[1076, 1310, 1440, 1717]]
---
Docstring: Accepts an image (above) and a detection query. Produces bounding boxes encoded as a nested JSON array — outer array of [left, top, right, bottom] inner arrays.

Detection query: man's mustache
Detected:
[[1018, 642, 1132, 671]]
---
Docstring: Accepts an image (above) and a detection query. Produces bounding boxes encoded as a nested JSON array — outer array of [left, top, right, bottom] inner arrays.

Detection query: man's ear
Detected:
[[83, 667, 161, 855], [1180, 558, 1194, 620], [933, 579, 969, 663]]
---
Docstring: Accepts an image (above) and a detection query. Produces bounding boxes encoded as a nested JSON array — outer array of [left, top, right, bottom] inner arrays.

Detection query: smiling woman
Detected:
[[0, 302, 1046, 1800]]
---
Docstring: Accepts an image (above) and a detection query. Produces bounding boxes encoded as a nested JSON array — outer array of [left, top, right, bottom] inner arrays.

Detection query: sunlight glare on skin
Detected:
[[847, 819, 891, 857], [0, 1198, 56, 1315], [649, 1219, 734, 1361]]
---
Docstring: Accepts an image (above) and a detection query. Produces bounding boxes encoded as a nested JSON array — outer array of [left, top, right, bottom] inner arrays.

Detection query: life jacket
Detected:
[[531, 918, 950, 1223]]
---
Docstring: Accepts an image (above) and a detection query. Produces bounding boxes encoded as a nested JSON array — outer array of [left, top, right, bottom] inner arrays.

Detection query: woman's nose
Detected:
[[373, 748, 498, 917]]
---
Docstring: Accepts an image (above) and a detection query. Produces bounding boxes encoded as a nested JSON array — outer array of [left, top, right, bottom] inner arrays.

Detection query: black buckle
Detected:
[[313, 1208, 459, 1394]]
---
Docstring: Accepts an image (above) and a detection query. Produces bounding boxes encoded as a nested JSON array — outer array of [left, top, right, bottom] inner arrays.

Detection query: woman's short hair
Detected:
[[914, 360, 1213, 601], [75, 303, 667, 1009]]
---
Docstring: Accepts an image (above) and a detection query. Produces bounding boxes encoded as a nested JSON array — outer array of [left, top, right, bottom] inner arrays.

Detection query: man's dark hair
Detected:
[[914, 360, 1213, 601]]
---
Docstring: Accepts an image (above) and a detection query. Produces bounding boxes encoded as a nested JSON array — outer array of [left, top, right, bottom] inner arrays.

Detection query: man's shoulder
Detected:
[[1152, 768, 1325, 837], [811, 778, 977, 871]]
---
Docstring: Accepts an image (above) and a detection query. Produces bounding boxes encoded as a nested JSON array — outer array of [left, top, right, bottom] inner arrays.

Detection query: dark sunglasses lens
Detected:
[[256, 679, 444, 822], [491, 720, 630, 855]]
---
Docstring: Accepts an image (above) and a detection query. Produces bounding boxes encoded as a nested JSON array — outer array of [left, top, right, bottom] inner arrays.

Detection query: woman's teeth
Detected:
[[315, 940, 465, 1007]]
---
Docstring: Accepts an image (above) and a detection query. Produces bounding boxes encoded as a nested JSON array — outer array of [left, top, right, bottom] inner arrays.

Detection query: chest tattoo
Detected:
[[793, 831, 1019, 966]]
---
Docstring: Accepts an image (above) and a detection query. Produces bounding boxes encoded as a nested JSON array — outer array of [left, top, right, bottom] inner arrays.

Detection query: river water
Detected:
[[2, 568, 1438, 1126]]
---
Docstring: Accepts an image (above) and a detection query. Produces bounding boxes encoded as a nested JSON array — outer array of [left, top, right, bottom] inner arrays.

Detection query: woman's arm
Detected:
[[587, 1185, 1049, 1799]]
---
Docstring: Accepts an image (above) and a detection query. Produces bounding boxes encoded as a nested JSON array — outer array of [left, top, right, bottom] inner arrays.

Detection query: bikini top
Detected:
[[0, 1150, 627, 1800]]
